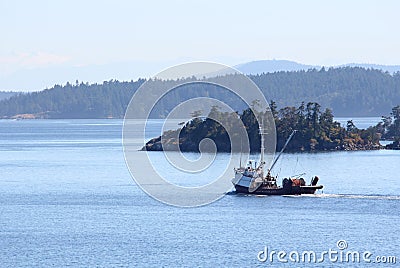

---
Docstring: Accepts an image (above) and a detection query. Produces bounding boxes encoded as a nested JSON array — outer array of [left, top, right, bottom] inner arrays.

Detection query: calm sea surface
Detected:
[[0, 119, 399, 267]]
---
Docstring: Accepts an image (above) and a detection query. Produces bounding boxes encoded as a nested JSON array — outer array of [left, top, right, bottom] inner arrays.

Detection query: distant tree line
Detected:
[[251, 67, 400, 116], [1, 67, 400, 118], [0, 91, 18, 101], [0, 80, 144, 118]]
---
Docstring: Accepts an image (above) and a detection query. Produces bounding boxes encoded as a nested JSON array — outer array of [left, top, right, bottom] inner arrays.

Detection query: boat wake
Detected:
[[290, 193, 400, 200], [227, 191, 400, 200], [285, 194, 400, 200]]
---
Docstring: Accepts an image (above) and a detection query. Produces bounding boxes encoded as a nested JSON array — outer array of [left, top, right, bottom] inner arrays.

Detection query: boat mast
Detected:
[[258, 117, 268, 178], [239, 136, 243, 168], [260, 119, 265, 167]]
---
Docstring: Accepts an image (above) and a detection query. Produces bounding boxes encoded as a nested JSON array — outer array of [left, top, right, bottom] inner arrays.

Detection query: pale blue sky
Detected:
[[1, 0, 399, 91]]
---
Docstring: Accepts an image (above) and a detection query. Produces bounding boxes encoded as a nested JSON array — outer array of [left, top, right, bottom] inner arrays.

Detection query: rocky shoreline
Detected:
[[142, 102, 400, 153], [142, 133, 387, 153]]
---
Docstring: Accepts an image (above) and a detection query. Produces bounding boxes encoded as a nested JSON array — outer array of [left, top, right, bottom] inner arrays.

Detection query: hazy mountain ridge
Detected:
[[235, 60, 318, 74], [341, 63, 400, 73], [235, 60, 400, 75], [3, 59, 400, 92]]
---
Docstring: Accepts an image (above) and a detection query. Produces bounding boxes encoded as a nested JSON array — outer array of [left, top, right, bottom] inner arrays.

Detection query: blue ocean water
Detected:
[[335, 117, 383, 130], [0, 119, 399, 267]]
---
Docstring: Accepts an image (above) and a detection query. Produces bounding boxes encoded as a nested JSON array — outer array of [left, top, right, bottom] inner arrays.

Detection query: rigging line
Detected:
[[298, 156, 307, 173], [277, 165, 282, 179], [293, 156, 299, 174], [292, 172, 306, 178]]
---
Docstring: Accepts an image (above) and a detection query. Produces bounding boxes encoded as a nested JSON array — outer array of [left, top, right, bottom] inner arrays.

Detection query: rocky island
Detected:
[[143, 102, 400, 153]]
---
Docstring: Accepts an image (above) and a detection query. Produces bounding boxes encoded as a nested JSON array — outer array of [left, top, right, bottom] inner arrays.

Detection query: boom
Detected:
[[269, 130, 297, 172]]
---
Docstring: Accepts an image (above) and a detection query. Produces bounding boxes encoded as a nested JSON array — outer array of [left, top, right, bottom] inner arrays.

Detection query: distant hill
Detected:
[[2, 59, 400, 92], [0, 67, 399, 118], [250, 67, 400, 116], [0, 80, 144, 119], [235, 60, 317, 74], [235, 60, 400, 75]]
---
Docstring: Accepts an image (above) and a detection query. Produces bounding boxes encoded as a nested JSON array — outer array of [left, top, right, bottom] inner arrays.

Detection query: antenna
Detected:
[[260, 118, 264, 166], [258, 117, 268, 178], [239, 136, 243, 168]]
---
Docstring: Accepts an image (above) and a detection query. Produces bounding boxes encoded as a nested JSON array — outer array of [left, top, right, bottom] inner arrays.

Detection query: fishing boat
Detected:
[[232, 127, 323, 195]]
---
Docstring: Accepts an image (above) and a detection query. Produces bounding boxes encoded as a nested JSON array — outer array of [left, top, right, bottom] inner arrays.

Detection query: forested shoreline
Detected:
[[144, 102, 400, 152], [1, 67, 400, 118]]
